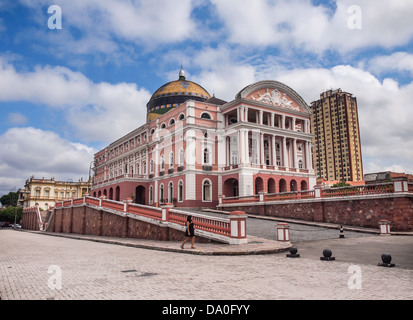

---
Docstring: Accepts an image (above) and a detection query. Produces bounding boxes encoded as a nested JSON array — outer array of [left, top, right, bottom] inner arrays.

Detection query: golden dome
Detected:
[[150, 79, 210, 101], [146, 67, 211, 122]]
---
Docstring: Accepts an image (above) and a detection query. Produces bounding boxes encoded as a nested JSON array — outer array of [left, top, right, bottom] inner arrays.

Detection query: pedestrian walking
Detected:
[[181, 215, 195, 249]]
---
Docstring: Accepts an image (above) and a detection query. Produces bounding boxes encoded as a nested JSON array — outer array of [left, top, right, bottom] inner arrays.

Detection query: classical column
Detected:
[[239, 130, 245, 163], [259, 110, 263, 125], [306, 141, 311, 169], [281, 115, 286, 129], [271, 135, 276, 166], [260, 133, 265, 166], [282, 137, 288, 168], [292, 117, 296, 131], [244, 130, 250, 164], [244, 107, 249, 123], [293, 139, 298, 169]]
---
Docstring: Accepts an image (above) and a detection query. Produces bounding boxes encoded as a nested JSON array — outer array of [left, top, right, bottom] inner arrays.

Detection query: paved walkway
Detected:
[[26, 230, 292, 256], [1, 228, 413, 300]]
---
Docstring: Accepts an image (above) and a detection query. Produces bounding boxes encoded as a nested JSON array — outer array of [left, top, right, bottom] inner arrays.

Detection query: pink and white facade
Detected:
[[91, 75, 316, 208]]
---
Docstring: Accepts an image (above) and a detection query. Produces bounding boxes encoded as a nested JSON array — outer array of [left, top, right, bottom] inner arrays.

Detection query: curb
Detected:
[[17, 229, 291, 256]]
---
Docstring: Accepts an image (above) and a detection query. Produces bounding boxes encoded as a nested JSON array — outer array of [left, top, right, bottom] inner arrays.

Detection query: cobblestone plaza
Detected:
[[1, 226, 412, 301]]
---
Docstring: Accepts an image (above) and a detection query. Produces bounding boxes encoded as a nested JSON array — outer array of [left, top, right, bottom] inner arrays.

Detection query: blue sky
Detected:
[[1, 0, 413, 195]]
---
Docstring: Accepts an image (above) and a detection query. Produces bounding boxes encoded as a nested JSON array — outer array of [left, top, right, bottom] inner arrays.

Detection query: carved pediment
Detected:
[[249, 88, 300, 111]]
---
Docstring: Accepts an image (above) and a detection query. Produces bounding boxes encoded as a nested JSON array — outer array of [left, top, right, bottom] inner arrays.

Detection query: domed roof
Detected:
[[146, 67, 211, 123]]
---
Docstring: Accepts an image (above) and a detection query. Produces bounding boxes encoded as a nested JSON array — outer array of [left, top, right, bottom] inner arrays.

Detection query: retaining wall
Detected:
[[47, 205, 217, 243], [219, 194, 413, 231]]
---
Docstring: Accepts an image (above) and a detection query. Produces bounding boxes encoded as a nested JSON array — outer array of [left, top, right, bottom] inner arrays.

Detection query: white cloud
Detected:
[[0, 57, 152, 143], [18, 0, 198, 54], [365, 52, 413, 76], [191, 46, 256, 101], [210, 0, 413, 53], [0, 127, 96, 195], [6, 112, 28, 125]]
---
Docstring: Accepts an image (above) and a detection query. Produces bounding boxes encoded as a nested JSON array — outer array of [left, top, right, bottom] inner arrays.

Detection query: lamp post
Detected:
[[10, 187, 17, 229], [88, 160, 95, 188]]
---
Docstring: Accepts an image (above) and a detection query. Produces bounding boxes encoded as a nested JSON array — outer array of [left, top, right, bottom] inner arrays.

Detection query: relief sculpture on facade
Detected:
[[251, 89, 300, 111]]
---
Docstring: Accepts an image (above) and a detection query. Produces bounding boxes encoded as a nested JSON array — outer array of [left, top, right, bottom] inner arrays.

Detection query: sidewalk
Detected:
[[203, 208, 413, 236], [22, 230, 292, 256]]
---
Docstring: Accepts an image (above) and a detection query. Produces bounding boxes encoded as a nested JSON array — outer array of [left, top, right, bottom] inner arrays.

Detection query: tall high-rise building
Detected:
[[310, 89, 363, 182]]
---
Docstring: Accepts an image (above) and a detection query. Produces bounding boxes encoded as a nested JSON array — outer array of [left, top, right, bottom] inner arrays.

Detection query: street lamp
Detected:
[[87, 160, 96, 197], [10, 187, 17, 229], [89, 160, 95, 186]]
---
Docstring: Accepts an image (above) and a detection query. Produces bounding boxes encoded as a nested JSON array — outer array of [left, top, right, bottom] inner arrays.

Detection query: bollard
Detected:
[[378, 220, 391, 235], [378, 253, 395, 267], [339, 225, 345, 239], [276, 223, 290, 242], [286, 247, 300, 258], [320, 249, 335, 261]]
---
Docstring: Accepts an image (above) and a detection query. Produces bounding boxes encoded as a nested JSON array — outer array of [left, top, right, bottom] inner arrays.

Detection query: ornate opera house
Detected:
[[91, 68, 316, 207]]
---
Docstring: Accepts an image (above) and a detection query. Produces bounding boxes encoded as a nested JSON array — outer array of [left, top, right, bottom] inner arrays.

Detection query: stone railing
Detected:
[[54, 195, 247, 244], [220, 180, 411, 205]]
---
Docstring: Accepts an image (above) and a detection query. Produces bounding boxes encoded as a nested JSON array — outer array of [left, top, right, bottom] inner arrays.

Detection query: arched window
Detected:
[[298, 160, 303, 169], [178, 113, 185, 121], [160, 123, 166, 129], [159, 184, 164, 203], [168, 181, 173, 203], [161, 155, 165, 170], [178, 180, 184, 202], [203, 148, 210, 164], [179, 149, 184, 166], [169, 118, 175, 126], [149, 186, 153, 204], [202, 179, 212, 202], [150, 159, 154, 173], [169, 152, 174, 166], [201, 112, 211, 119]]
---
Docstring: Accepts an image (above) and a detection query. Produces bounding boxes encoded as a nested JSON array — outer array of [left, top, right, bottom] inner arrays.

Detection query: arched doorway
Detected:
[[109, 187, 113, 200], [290, 180, 297, 192], [279, 179, 287, 192], [223, 178, 239, 197], [255, 177, 264, 194], [135, 185, 146, 205], [115, 186, 120, 201], [301, 180, 308, 191], [268, 178, 276, 194]]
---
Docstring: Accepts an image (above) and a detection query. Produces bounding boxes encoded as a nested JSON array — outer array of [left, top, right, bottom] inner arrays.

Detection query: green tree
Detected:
[[331, 181, 351, 188], [0, 192, 19, 207], [0, 206, 23, 223]]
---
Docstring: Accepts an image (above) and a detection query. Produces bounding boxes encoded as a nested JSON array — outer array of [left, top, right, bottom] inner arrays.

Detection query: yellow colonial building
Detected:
[[20, 176, 90, 210]]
